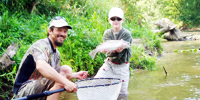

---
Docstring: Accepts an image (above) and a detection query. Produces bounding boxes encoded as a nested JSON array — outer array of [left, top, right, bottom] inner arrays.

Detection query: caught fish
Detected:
[[89, 40, 131, 60]]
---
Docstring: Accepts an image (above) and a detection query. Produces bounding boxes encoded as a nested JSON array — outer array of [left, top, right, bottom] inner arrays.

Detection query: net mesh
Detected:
[[76, 78, 121, 100]]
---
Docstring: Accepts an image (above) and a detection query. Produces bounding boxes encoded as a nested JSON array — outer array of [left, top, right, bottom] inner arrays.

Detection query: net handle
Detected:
[[12, 88, 65, 100], [13, 78, 121, 100]]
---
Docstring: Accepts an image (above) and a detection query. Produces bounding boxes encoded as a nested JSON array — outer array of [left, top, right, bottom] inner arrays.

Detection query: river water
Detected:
[[60, 31, 200, 100]]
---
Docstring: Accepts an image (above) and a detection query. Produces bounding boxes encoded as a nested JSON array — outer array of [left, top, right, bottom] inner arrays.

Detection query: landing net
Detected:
[[76, 78, 121, 100]]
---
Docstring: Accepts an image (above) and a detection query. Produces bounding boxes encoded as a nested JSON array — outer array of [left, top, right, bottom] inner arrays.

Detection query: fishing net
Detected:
[[76, 78, 121, 100]]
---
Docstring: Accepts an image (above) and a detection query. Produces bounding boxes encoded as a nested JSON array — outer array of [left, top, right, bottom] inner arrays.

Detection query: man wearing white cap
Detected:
[[94, 7, 132, 100], [13, 16, 88, 100]]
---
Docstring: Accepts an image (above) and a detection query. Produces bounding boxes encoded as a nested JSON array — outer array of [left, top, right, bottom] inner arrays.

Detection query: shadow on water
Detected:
[[60, 31, 200, 100]]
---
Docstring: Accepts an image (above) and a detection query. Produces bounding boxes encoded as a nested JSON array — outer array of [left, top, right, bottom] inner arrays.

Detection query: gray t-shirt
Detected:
[[103, 28, 132, 64]]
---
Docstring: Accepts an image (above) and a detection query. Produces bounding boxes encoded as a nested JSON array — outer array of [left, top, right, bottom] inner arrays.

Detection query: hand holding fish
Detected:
[[99, 49, 109, 53], [99, 43, 109, 53], [116, 46, 123, 53], [99, 39, 124, 53], [115, 39, 124, 53], [99, 48, 121, 53], [89, 40, 131, 60]]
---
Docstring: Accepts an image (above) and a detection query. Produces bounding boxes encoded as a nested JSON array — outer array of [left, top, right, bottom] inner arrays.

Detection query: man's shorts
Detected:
[[94, 58, 130, 95], [15, 78, 54, 100], [14, 68, 60, 100]]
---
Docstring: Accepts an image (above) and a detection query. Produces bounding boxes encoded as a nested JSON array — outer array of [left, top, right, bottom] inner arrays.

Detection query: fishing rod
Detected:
[[12, 88, 65, 100]]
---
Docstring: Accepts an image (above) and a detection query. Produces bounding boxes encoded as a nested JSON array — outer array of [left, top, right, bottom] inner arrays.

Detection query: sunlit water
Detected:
[[60, 31, 200, 100]]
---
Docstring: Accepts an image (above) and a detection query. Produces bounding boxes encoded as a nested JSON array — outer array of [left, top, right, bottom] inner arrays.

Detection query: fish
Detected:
[[89, 40, 131, 60]]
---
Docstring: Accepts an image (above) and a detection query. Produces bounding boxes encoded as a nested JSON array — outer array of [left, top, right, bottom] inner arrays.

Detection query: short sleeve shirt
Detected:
[[103, 28, 132, 63], [13, 38, 60, 94]]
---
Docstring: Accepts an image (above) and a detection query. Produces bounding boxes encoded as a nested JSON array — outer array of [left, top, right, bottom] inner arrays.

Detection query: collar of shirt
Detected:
[[47, 37, 56, 53]]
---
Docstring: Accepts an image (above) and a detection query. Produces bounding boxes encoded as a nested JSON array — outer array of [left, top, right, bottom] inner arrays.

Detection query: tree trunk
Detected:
[[0, 43, 18, 70]]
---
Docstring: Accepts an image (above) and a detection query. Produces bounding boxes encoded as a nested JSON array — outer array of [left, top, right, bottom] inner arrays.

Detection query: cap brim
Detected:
[[109, 15, 123, 19], [66, 26, 72, 29], [49, 25, 72, 29], [49, 19, 72, 29]]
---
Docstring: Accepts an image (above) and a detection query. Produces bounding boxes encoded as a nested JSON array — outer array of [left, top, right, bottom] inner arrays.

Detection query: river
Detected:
[[60, 31, 200, 100]]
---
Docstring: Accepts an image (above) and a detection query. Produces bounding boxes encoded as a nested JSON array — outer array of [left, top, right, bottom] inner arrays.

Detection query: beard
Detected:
[[54, 35, 65, 47], [55, 41, 64, 47]]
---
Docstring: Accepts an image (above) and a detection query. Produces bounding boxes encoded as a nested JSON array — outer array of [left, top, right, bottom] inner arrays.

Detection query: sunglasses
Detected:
[[110, 17, 122, 21]]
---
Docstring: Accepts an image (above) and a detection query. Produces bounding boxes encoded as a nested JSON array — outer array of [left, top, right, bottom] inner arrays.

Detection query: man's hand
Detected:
[[63, 71, 87, 93], [64, 80, 78, 93]]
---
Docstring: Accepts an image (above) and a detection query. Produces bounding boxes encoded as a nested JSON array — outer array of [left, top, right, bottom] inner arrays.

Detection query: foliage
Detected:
[[0, 0, 64, 16], [173, 49, 198, 53], [174, 0, 200, 27], [128, 26, 161, 70], [0, 64, 17, 99], [142, 28, 163, 54], [121, 0, 200, 28], [0, 8, 48, 99], [0, 11, 47, 48], [58, 13, 107, 74], [130, 45, 157, 70]]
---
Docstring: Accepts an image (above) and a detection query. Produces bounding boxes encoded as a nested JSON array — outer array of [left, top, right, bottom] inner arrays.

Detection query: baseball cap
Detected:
[[108, 7, 124, 19], [49, 16, 72, 29]]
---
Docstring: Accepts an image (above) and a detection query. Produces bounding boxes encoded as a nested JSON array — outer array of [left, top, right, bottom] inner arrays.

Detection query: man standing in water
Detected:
[[94, 7, 133, 100], [13, 16, 88, 100]]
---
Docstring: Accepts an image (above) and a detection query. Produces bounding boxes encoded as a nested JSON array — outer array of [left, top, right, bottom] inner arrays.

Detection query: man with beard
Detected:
[[13, 16, 88, 100]]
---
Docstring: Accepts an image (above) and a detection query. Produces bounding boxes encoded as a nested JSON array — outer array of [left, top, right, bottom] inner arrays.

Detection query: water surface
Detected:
[[129, 39, 200, 100]]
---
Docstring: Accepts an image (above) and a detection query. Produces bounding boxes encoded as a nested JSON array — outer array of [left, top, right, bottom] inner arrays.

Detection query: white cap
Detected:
[[49, 17, 72, 29], [108, 7, 124, 19]]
